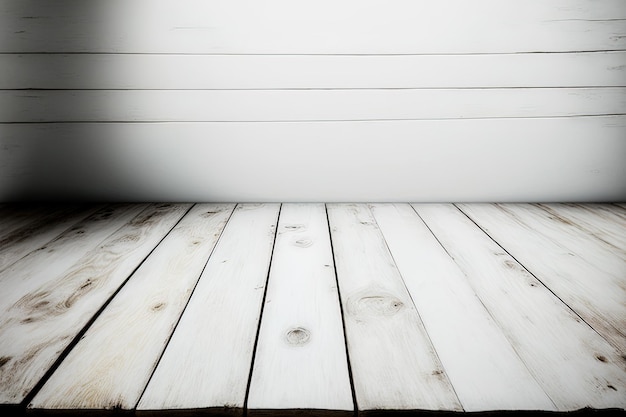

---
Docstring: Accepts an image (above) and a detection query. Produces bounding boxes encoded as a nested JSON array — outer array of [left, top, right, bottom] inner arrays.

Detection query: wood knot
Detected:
[[285, 327, 311, 346], [595, 354, 607, 363], [350, 295, 404, 318], [0, 356, 11, 367], [293, 238, 313, 248], [152, 302, 166, 311], [284, 224, 305, 232]]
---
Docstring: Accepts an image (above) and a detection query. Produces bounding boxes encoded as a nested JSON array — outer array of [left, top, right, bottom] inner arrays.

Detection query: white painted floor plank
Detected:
[[0, 204, 152, 404], [415, 204, 626, 410], [327, 204, 462, 411], [247, 203, 353, 413], [458, 203, 626, 353], [28, 204, 234, 410], [0, 205, 102, 272], [370, 203, 555, 411], [537, 203, 626, 251], [137, 204, 279, 412], [497, 203, 626, 272]]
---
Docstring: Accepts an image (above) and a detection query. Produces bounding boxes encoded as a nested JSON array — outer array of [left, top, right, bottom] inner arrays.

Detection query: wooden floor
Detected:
[[0, 203, 625, 416]]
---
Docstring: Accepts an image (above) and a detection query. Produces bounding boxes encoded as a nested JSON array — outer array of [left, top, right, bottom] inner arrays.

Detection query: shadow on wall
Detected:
[[0, 1, 157, 202]]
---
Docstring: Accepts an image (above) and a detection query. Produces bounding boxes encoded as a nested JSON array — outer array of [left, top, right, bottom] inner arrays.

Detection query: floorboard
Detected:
[[0, 203, 623, 414]]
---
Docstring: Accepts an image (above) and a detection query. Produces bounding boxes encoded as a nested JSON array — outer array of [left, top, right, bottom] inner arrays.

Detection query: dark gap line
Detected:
[[134, 203, 237, 410], [1, 50, 626, 56], [2, 114, 626, 125], [5, 87, 626, 91], [243, 204, 282, 417], [324, 204, 358, 417], [21, 203, 195, 409]]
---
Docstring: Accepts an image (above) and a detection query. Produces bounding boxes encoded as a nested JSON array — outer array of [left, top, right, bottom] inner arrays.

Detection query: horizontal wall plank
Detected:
[[2, 52, 625, 90], [1, 0, 625, 54], [1, 117, 625, 202], [3, 88, 625, 122]]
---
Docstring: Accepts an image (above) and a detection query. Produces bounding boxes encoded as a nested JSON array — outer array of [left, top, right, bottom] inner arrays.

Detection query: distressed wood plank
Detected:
[[414, 203, 626, 410], [496, 204, 626, 270], [2, 52, 626, 90], [137, 204, 279, 412], [4, 88, 625, 123], [0, 204, 101, 272], [457, 203, 626, 353], [0, 205, 66, 241], [369, 203, 555, 411], [537, 203, 626, 251], [247, 203, 353, 413], [1, 117, 625, 203], [28, 204, 234, 410], [0, 204, 151, 404], [1, 0, 625, 53], [326, 204, 461, 411]]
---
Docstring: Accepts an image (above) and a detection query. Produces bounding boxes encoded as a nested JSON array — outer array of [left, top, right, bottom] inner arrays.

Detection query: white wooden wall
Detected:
[[1, 0, 625, 201]]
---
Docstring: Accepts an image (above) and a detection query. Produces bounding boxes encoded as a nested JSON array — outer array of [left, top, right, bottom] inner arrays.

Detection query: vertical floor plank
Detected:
[[369, 203, 554, 411], [0, 204, 102, 272], [326, 204, 461, 412], [537, 203, 626, 251], [414, 203, 626, 410], [28, 204, 234, 410], [0, 204, 190, 405], [247, 203, 353, 414], [457, 203, 626, 353], [137, 204, 280, 413]]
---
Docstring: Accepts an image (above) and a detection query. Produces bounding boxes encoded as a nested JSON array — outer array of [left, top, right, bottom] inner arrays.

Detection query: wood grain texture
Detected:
[[3, 52, 625, 90], [414, 203, 626, 410], [457, 203, 626, 354], [137, 204, 279, 412], [1, 0, 625, 53], [537, 203, 626, 251], [369, 203, 554, 411], [28, 204, 234, 410], [4, 88, 625, 123], [326, 204, 461, 411], [1, 116, 625, 202], [0, 204, 150, 404], [0, 205, 101, 272], [247, 204, 353, 412]]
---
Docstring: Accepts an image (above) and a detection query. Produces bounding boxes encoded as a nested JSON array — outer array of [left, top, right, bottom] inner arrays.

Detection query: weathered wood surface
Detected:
[[137, 204, 279, 412], [537, 203, 626, 251], [326, 204, 461, 411], [0, 204, 101, 272], [2, 116, 625, 203], [3, 52, 626, 90], [0, 204, 152, 404], [2, 0, 625, 53], [457, 203, 626, 354], [247, 204, 353, 412], [28, 204, 233, 410], [369, 203, 554, 411], [4, 88, 625, 123], [415, 204, 626, 410]]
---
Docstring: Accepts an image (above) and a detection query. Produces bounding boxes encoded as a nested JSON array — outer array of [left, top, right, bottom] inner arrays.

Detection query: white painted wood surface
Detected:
[[3, 52, 625, 90], [0, 205, 100, 272], [2, 0, 625, 53], [457, 203, 626, 353], [247, 204, 353, 412], [369, 203, 555, 411], [414, 203, 626, 410], [4, 88, 625, 123], [326, 204, 461, 411], [137, 204, 279, 411], [0, 204, 150, 404], [29, 204, 234, 409], [2, 116, 625, 202], [537, 203, 626, 251]]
